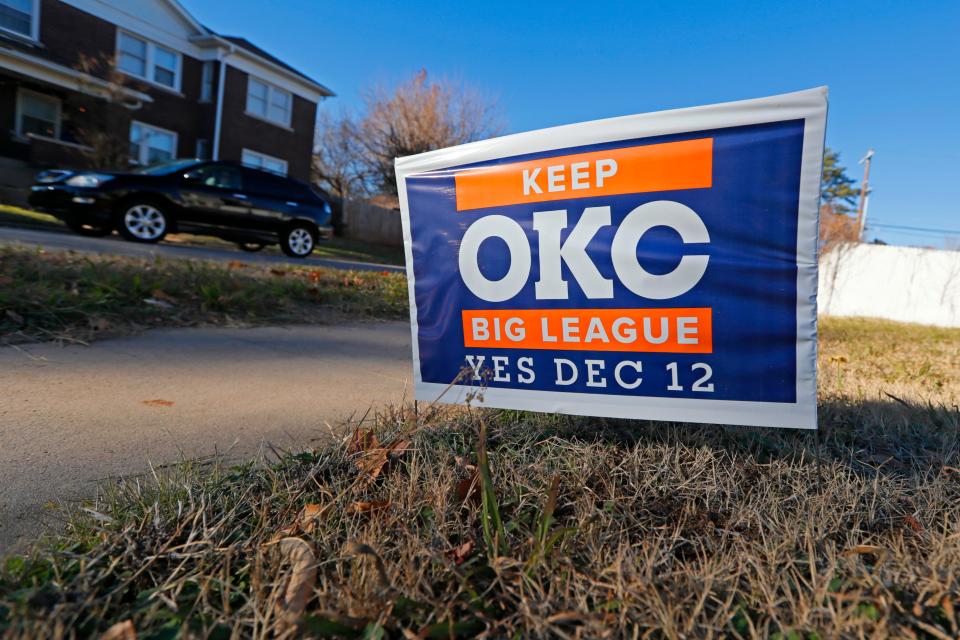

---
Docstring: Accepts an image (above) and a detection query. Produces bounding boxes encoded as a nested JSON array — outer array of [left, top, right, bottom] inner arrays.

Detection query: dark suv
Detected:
[[28, 159, 333, 258]]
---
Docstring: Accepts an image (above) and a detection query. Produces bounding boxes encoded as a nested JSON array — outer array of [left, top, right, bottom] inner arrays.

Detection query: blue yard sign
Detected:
[[395, 88, 827, 429]]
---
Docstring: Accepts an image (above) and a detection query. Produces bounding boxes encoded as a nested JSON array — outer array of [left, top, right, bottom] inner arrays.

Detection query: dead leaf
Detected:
[[828, 355, 849, 364], [345, 541, 390, 587], [89, 317, 111, 332], [270, 268, 287, 277], [446, 540, 473, 565], [456, 471, 481, 505], [902, 515, 924, 534], [842, 544, 886, 556], [347, 428, 379, 455], [228, 260, 247, 269], [150, 289, 178, 304], [101, 620, 136, 640], [142, 399, 174, 407], [4, 309, 23, 325], [347, 429, 410, 483], [274, 538, 317, 620], [347, 500, 390, 515]]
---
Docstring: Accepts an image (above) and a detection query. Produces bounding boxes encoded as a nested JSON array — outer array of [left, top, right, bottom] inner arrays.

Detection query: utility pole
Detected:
[[856, 149, 874, 240]]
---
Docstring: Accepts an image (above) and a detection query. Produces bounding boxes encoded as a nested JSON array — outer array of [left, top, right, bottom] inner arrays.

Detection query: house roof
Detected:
[[218, 35, 334, 97]]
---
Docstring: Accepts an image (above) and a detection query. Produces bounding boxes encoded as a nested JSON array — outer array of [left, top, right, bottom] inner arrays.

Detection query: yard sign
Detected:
[[395, 87, 827, 429]]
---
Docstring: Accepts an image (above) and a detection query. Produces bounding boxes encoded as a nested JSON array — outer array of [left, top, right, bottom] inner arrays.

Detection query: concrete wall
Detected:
[[819, 243, 960, 327], [343, 199, 402, 247]]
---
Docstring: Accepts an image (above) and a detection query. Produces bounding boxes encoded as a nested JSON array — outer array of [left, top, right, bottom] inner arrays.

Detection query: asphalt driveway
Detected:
[[0, 225, 404, 272]]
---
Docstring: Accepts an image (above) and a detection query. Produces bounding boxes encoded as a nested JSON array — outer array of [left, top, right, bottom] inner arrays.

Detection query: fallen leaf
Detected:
[[455, 471, 481, 505], [89, 317, 111, 331], [347, 428, 379, 455], [4, 309, 23, 324], [842, 544, 886, 556], [347, 500, 390, 515], [828, 355, 849, 364], [142, 399, 174, 407], [274, 538, 317, 620], [902, 515, 924, 534], [101, 620, 136, 640], [228, 260, 247, 269], [150, 289, 178, 304], [446, 540, 473, 565], [270, 268, 287, 277], [345, 541, 390, 587]]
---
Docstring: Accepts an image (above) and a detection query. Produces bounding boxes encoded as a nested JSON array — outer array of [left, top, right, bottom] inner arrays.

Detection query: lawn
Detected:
[[1, 316, 957, 638], [0, 244, 407, 344]]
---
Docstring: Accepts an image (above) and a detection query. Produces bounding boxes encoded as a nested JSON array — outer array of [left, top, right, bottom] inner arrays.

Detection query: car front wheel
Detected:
[[118, 202, 168, 243], [280, 224, 316, 258]]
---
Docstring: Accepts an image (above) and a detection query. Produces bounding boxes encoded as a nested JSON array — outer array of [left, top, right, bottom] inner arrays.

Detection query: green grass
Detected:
[[0, 244, 407, 344], [0, 204, 63, 230], [1, 319, 958, 638]]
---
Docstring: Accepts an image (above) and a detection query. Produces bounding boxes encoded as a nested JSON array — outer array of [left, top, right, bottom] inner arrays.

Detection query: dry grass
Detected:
[[0, 244, 407, 344], [1, 318, 959, 639]]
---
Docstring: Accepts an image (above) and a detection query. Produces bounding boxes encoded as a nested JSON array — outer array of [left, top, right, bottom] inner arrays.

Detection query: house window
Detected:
[[16, 89, 60, 139], [130, 122, 178, 165], [0, 0, 38, 39], [200, 61, 214, 102], [242, 149, 288, 176], [116, 31, 182, 90], [245, 77, 291, 127]]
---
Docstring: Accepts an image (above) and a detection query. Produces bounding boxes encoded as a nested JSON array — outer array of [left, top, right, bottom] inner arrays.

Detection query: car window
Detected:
[[184, 165, 242, 190], [243, 169, 293, 200]]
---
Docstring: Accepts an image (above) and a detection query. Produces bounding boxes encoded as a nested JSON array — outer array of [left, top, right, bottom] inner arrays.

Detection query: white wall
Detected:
[[819, 243, 960, 327]]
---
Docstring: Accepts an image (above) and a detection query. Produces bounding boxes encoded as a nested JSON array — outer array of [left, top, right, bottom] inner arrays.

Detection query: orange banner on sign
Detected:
[[454, 138, 712, 211], [462, 308, 713, 353]]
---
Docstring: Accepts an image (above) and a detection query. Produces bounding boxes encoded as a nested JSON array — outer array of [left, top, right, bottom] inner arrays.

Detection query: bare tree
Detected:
[[819, 203, 860, 254], [312, 110, 365, 234], [356, 69, 501, 196], [73, 53, 141, 169]]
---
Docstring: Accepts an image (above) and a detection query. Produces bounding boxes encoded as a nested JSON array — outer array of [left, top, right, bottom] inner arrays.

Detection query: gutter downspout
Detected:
[[212, 47, 232, 160]]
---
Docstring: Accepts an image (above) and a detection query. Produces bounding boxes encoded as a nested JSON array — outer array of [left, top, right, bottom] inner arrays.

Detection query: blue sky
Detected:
[[188, 0, 959, 247]]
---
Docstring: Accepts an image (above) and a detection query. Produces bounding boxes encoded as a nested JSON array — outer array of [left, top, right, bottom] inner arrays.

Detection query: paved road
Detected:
[[0, 321, 412, 555], [0, 225, 404, 272]]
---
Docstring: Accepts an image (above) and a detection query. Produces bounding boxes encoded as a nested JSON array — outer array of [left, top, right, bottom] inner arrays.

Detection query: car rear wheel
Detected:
[[280, 224, 316, 258], [65, 219, 111, 237], [118, 202, 168, 243]]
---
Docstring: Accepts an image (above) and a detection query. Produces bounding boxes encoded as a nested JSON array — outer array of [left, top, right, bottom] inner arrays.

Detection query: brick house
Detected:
[[0, 0, 332, 185]]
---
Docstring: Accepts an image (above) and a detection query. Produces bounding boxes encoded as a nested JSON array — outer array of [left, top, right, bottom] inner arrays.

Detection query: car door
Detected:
[[242, 169, 299, 231], [178, 164, 248, 229]]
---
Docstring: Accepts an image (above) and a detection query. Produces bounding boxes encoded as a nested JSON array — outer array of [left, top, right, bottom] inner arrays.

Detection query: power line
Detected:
[[869, 222, 960, 235]]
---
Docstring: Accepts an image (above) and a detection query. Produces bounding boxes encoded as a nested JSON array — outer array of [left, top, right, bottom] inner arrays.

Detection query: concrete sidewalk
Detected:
[[0, 321, 412, 554]]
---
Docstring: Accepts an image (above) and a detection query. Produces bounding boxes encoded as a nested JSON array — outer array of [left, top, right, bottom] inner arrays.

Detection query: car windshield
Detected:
[[134, 159, 202, 176]]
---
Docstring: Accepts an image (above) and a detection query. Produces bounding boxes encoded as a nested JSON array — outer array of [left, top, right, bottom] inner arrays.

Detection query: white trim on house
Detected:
[[0, 46, 154, 103], [129, 120, 178, 165], [241, 148, 288, 176], [62, 0, 202, 58], [61, 1, 331, 103], [115, 28, 183, 93], [15, 86, 61, 139], [0, 0, 40, 41], [222, 49, 328, 103]]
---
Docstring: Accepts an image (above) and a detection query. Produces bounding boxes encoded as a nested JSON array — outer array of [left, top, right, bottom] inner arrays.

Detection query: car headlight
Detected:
[[65, 173, 113, 188]]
